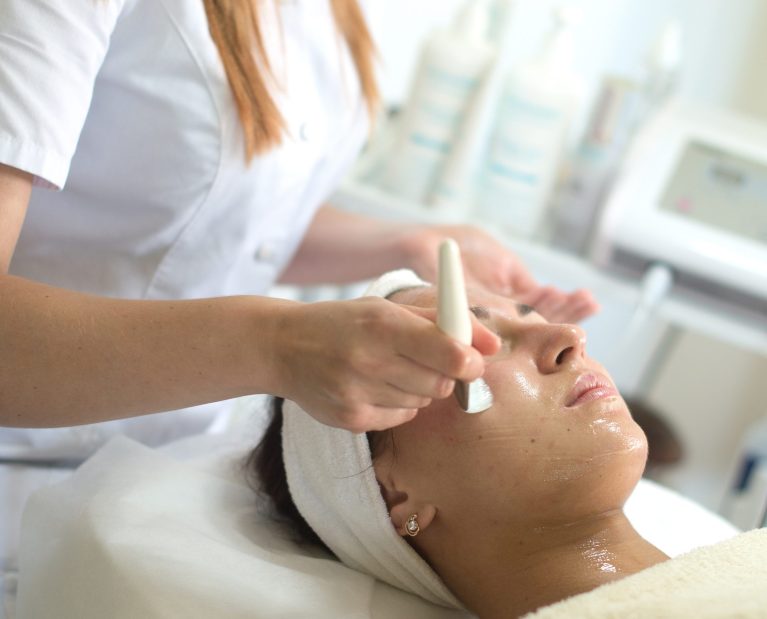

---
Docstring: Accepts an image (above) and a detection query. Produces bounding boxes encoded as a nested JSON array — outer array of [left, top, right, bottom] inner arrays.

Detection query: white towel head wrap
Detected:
[[282, 270, 463, 608]]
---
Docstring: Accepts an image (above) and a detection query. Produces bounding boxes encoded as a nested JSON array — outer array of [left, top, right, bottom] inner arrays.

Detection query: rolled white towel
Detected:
[[282, 269, 463, 608]]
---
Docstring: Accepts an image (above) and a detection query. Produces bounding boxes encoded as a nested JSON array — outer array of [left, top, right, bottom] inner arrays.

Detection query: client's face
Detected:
[[377, 286, 648, 533]]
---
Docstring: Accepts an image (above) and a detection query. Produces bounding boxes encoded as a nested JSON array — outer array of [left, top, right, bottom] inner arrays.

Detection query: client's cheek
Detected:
[[482, 362, 549, 412], [507, 370, 541, 401], [411, 364, 551, 453], [409, 398, 465, 438]]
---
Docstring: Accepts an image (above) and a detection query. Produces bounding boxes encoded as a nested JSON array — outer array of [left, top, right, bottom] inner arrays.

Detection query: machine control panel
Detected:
[[661, 141, 767, 246]]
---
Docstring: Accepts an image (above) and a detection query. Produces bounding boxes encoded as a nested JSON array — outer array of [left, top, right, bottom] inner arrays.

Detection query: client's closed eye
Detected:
[[470, 304, 537, 320]]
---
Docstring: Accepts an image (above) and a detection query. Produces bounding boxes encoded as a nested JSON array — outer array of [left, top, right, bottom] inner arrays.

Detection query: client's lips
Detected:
[[565, 373, 618, 407]]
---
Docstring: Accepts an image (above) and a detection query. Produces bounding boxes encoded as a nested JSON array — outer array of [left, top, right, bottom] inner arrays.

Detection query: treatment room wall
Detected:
[[730, 0, 767, 119], [364, 0, 767, 512], [647, 334, 767, 511], [367, 0, 767, 122]]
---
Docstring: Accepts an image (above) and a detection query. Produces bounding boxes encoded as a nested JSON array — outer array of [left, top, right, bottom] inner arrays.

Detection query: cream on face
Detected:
[[377, 286, 648, 529]]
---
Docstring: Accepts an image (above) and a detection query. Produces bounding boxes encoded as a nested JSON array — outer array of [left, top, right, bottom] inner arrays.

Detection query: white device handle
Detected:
[[437, 238, 472, 345]]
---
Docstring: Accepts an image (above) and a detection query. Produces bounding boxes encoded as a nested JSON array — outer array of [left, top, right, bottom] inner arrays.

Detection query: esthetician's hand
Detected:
[[273, 297, 501, 432], [403, 225, 600, 324]]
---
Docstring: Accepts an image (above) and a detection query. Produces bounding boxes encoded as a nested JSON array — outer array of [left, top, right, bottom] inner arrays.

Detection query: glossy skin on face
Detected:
[[377, 286, 648, 532]]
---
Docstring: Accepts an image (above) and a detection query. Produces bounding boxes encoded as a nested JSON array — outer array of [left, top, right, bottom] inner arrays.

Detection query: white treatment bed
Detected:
[[2, 432, 740, 619]]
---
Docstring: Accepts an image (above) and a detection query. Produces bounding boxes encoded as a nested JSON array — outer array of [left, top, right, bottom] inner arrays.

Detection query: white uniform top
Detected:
[[0, 0, 368, 458]]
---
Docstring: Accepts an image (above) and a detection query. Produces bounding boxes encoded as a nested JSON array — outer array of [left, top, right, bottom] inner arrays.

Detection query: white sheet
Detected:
[[14, 436, 468, 619], [12, 435, 739, 619]]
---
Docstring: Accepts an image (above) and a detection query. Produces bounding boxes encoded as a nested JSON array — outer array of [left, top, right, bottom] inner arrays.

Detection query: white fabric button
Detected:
[[254, 242, 277, 262], [299, 121, 311, 142]]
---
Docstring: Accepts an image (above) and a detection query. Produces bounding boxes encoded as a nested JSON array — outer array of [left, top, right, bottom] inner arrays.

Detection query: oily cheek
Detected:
[[527, 419, 649, 518], [414, 362, 556, 475], [431, 416, 560, 511], [482, 358, 564, 414], [532, 409, 647, 473], [429, 440, 566, 523], [408, 397, 469, 439], [403, 400, 532, 471], [412, 390, 541, 455]]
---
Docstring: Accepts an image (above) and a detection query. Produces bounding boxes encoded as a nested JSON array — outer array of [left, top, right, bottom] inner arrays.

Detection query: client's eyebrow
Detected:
[[469, 303, 536, 319], [469, 305, 490, 320]]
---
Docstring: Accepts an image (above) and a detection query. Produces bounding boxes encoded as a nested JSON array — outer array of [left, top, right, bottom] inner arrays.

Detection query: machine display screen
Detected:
[[660, 141, 767, 245]]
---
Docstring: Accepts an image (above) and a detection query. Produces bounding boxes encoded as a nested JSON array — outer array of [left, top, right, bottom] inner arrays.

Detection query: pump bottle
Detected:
[[378, 0, 494, 204], [549, 20, 683, 254], [428, 0, 515, 214], [478, 5, 585, 239]]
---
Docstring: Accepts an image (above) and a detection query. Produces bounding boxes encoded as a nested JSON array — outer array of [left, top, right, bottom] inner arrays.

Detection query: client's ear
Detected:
[[377, 476, 437, 537]]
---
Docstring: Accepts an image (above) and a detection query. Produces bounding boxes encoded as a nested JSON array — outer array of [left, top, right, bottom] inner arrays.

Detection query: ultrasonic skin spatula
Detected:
[[436, 239, 494, 414]]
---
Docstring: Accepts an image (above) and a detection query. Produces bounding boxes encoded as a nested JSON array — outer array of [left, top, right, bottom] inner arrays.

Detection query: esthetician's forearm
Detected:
[[0, 275, 292, 427], [279, 204, 431, 284]]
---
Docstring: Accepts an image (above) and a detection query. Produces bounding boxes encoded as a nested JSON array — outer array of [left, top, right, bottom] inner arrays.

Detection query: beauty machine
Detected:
[[592, 99, 767, 322]]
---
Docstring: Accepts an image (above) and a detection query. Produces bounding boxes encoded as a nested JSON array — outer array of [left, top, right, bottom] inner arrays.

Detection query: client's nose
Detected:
[[538, 324, 586, 374]]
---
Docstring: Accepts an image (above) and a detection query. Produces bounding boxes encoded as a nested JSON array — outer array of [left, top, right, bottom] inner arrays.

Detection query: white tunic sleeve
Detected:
[[0, 0, 127, 189]]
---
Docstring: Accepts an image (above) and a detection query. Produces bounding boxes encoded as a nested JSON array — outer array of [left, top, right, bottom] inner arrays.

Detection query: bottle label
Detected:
[[480, 92, 568, 235]]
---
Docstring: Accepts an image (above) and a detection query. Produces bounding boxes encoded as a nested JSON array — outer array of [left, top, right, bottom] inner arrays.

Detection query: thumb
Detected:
[[400, 305, 501, 357], [471, 316, 501, 356]]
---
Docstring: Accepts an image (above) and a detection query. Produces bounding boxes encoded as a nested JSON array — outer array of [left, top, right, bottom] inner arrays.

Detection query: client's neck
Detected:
[[428, 510, 668, 618]]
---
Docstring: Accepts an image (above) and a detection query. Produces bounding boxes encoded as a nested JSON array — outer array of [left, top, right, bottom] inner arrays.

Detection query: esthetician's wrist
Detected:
[[243, 296, 302, 398], [396, 225, 442, 283]]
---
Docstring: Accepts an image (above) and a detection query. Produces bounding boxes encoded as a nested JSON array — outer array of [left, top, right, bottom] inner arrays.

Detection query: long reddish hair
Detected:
[[202, 0, 379, 160]]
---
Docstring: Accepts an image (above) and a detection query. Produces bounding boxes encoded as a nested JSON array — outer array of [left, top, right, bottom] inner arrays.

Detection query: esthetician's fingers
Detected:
[[564, 289, 601, 323], [519, 287, 566, 320], [404, 306, 502, 359], [393, 306, 500, 382], [365, 407, 420, 432], [275, 297, 473, 432], [377, 359, 455, 401], [403, 224, 538, 298], [401, 224, 600, 322], [471, 313, 504, 355], [517, 287, 600, 324], [369, 383, 432, 410]]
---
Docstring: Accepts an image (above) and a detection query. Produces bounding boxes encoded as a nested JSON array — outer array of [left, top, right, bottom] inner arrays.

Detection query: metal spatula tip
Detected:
[[454, 378, 494, 414]]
